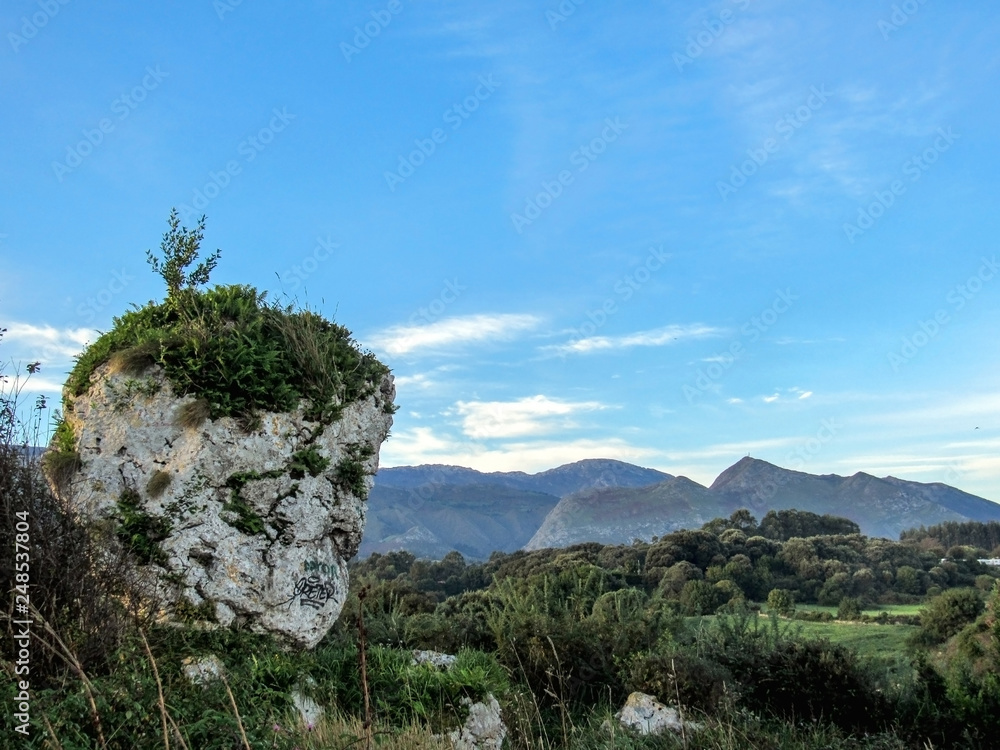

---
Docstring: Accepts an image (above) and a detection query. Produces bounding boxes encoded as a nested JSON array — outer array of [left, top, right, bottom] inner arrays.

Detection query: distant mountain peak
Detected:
[[709, 456, 803, 492], [363, 456, 1000, 559]]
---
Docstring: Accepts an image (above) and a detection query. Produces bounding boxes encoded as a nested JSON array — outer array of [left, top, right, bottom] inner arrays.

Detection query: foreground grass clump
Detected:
[[0, 621, 508, 750], [65, 211, 391, 426]]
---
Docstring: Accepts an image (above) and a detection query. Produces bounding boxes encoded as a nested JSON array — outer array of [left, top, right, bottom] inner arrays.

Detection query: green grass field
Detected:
[[792, 602, 925, 617], [784, 619, 919, 659], [691, 602, 925, 663], [694, 614, 919, 660]]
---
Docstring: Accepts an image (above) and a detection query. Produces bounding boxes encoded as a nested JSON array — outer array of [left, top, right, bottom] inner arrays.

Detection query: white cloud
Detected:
[[3, 323, 96, 362], [4, 376, 68, 394], [393, 373, 435, 390], [550, 323, 723, 355], [369, 314, 540, 357], [756, 387, 812, 404], [452, 395, 607, 439], [379, 426, 659, 473]]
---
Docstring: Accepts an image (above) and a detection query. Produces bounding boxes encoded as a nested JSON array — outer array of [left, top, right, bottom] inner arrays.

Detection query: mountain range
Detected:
[[360, 457, 1000, 560]]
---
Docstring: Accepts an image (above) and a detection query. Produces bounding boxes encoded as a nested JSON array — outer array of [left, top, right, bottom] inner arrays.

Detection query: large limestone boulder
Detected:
[[49, 361, 393, 648]]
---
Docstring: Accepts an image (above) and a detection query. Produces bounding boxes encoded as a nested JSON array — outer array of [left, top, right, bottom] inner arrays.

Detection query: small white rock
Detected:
[[448, 694, 506, 750], [181, 654, 226, 686], [290, 689, 324, 728], [615, 691, 703, 736], [411, 649, 458, 670]]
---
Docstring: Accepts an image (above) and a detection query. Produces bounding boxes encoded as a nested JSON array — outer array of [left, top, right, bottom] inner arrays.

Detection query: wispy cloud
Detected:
[[393, 373, 436, 390], [369, 313, 540, 357], [5, 376, 69, 394], [548, 323, 723, 355], [759, 387, 813, 404], [379, 426, 658, 473], [773, 336, 846, 345], [3, 323, 95, 363], [451, 395, 607, 439]]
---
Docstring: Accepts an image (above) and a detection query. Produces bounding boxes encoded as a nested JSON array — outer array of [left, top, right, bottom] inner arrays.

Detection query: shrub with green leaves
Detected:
[[64, 212, 391, 427], [767, 587, 796, 617], [919, 588, 985, 643]]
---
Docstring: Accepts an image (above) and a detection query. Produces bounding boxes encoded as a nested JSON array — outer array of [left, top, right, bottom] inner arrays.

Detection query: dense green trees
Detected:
[[901, 520, 1000, 554], [352, 511, 997, 617], [758, 509, 861, 540], [332, 511, 1000, 748]]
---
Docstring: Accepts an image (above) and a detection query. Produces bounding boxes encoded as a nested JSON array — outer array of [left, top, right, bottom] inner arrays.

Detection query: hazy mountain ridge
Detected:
[[361, 459, 671, 559], [374, 458, 672, 495], [528, 457, 1000, 549], [361, 483, 561, 560], [523, 475, 718, 550]]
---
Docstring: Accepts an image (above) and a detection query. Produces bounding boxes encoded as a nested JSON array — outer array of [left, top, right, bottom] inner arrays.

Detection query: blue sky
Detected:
[[3, 1, 1000, 502]]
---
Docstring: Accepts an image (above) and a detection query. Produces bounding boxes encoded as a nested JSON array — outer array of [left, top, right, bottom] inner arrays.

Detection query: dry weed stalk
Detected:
[[220, 672, 252, 750]]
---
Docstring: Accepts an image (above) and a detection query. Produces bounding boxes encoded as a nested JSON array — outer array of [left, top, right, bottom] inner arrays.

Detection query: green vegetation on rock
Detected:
[[288, 446, 330, 479], [335, 443, 376, 499], [222, 469, 284, 535], [65, 210, 392, 426], [115, 487, 171, 566]]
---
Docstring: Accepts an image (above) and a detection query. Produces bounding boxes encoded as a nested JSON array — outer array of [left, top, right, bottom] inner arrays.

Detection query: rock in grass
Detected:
[[47, 361, 393, 649], [411, 649, 459, 670], [615, 691, 703, 736], [291, 675, 324, 728], [182, 654, 226, 686], [447, 695, 506, 750]]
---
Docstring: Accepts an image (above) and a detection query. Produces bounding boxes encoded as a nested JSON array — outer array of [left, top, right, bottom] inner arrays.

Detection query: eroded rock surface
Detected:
[[51, 362, 393, 648], [615, 691, 703, 736], [447, 695, 506, 750]]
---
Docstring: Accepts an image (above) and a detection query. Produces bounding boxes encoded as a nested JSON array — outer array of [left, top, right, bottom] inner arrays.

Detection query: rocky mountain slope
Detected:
[[526, 457, 1000, 549], [374, 458, 671, 496], [361, 459, 671, 559], [362, 456, 1000, 559]]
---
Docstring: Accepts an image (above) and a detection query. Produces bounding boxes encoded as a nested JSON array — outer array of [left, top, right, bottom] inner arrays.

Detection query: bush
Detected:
[[679, 578, 724, 615], [65, 212, 391, 427], [627, 649, 734, 712], [767, 587, 796, 617], [837, 596, 862, 620], [920, 588, 985, 643]]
